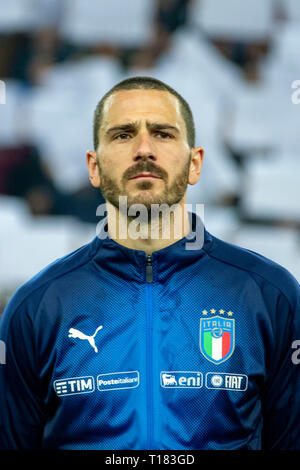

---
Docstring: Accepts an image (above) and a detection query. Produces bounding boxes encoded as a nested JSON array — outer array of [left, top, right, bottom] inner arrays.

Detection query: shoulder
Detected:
[[204, 230, 300, 307], [0, 236, 100, 325]]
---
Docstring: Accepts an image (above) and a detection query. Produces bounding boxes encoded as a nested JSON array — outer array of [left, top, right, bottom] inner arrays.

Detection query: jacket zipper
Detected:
[[146, 254, 153, 282], [146, 254, 153, 449]]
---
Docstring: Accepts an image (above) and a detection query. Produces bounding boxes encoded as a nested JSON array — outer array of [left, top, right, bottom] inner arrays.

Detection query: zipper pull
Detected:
[[146, 254, 153, 283]]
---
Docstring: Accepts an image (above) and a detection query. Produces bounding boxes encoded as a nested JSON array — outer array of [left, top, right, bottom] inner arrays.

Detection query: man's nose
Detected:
[[133, 131, 156, 161]]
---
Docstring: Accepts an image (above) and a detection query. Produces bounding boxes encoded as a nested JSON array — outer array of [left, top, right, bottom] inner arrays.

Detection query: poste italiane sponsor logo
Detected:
[[97, 371, 139, 391]]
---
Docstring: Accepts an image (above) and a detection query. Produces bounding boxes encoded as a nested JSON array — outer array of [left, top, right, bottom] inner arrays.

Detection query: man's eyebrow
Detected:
[[146, 122, 180, 134], [105, 122, 138, 136], [105, 121, 180, 136]]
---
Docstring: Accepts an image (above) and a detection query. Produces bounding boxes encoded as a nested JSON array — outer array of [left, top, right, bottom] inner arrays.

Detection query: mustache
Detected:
[[123, 162, 167, 181]]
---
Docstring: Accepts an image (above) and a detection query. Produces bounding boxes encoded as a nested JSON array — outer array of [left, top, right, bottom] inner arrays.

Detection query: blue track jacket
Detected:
[[0, 212, 300, 450]]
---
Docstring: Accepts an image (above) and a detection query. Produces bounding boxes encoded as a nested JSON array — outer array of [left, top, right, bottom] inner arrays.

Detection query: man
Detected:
[[0, 76, 300, 450]]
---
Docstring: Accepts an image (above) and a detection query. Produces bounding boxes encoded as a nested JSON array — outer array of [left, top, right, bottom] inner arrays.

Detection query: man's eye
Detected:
[[156, 131, 172, 139], [115, 133, 131, 140]]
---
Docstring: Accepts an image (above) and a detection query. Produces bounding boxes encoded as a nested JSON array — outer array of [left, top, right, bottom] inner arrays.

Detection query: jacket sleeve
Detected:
[[0, 296, 47, 449], [261, 275, 300, 449]]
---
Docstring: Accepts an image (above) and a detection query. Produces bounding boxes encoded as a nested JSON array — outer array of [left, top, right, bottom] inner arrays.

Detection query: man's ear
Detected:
[[86, 150, 101, 188], [188, 146, 204, 185]]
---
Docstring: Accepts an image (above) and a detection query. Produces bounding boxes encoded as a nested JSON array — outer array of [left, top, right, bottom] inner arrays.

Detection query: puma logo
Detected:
[[68, 325, 103, 353]]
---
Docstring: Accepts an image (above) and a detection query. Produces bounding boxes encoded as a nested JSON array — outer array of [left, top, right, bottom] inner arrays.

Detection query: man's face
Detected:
[[89, 89, 200, 213]]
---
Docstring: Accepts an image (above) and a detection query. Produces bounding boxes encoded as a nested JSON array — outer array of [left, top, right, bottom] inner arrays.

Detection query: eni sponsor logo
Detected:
[[205, 372, 248, 391], [160, 371, 203, 388]]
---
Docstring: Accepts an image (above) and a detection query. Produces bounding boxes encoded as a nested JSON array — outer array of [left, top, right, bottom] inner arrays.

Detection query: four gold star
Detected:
[[201, 309, 234, 316]]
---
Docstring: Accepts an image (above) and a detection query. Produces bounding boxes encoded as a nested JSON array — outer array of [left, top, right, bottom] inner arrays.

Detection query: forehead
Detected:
[[100, 89, 186, 135]]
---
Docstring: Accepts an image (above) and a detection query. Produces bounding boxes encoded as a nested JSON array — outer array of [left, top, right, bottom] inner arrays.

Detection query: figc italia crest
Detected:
[[199, 310, 235, 364]]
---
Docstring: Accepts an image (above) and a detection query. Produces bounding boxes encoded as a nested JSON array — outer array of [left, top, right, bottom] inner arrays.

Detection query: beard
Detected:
[[96, 153, 191, 219]]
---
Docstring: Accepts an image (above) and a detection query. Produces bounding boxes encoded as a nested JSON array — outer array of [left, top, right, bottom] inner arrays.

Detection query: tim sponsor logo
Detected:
[[160, 371, 203, 388], [54, 376, 95, 396], [205, 372, 248, 391]]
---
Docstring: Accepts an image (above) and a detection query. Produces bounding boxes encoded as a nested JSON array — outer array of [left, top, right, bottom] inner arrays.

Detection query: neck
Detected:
[[105, 197, 191, 255]]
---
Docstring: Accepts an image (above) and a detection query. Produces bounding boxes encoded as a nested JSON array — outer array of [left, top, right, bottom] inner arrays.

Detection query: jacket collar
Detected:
[[91, 211, 213, 282]]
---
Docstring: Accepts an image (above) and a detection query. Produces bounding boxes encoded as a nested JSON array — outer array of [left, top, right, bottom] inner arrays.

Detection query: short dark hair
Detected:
[[93, 76, 195, 150]]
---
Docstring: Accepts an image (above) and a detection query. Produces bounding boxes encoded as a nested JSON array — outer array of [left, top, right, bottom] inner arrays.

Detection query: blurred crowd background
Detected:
[[1, 0, 300, 313]]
